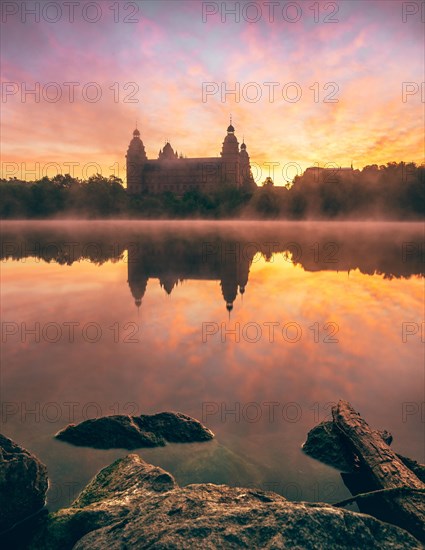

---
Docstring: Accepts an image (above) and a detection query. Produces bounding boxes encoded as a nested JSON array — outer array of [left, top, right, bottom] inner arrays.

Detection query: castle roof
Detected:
[[159, 142, 176, 160]]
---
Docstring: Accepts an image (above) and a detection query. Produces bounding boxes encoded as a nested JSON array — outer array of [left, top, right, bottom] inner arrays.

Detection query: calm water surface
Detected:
[[1, 220, 424, 510]]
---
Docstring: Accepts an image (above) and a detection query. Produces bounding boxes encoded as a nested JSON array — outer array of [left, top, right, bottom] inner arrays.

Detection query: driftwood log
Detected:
[[332, 400, 425, 543]]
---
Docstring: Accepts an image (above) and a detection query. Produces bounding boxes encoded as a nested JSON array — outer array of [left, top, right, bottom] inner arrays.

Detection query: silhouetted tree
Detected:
[[0, 163, 423, 219]]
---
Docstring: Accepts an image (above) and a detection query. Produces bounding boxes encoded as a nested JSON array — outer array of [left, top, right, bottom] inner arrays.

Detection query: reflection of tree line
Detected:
[[1, 224, 423, 310]]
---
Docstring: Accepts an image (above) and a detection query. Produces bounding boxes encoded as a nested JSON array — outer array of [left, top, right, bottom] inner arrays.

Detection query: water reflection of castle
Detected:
[[1, 225, 422, 312], [127, 242, 255, 312]]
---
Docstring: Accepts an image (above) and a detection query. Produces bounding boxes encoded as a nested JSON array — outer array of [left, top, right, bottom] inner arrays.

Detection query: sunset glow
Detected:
[[1, 0, 424, 185], [1, 2, 424, 544]]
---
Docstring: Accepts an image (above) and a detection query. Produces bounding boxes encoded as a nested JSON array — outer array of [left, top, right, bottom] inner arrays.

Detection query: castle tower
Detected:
[[239, 140, 255, 190], [220, 118, 240, 186], [126, 127, 148, 194]]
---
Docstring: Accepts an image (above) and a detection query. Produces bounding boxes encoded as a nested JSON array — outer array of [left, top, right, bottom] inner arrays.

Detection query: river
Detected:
[[1, 220, 423, 510]]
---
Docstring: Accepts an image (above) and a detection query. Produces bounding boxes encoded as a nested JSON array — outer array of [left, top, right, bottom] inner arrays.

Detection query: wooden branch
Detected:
[[332, 400, 425, 543], [333, 486, 425, 508]]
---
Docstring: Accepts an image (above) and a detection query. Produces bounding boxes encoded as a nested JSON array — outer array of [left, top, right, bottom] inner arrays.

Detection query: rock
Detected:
[[302, 421, 393, 473], [33, 454, 422, 549], [302, 421, 355, 472], [137, 412, 214, 444], [27, 454, 177, 550], [55, 416, 165, 449], [55, 412, 214, 450], [74, 453, 176, 507], [0, 433, 48, 532], [74, 470, 420, 549]]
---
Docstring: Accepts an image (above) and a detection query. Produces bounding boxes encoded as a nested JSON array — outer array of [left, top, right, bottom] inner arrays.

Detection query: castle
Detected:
[[126, 120, 255, 194]]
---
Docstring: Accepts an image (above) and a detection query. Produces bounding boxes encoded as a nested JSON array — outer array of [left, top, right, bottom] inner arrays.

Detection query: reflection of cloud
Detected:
[[2, 240, 422, 440], [2, 220, 423, 509]]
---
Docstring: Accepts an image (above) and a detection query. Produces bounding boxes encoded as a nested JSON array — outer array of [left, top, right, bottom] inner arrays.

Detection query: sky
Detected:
[[1, 0, 424, 185]]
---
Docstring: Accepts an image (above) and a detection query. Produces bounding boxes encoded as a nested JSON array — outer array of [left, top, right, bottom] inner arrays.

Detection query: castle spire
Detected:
[[127, 124, 147, 193], [227, 115, 235, 134]]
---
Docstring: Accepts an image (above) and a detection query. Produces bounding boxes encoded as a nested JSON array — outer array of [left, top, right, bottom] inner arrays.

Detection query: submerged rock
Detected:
[[170, 439, 264, 487], [0, 433, 48, 532], [55, 412, 214, 449], [29, 454, 422, 549]]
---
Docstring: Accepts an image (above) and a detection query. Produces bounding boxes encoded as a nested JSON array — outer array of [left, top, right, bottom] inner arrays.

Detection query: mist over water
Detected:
[[1, 220, 423, 511]]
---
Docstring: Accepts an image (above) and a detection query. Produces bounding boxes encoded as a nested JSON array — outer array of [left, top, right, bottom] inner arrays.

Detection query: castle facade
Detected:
[[126, 121, 255, 195]]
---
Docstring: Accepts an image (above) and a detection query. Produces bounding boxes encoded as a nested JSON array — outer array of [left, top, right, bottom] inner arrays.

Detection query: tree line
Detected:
[[0, 162, 423, 219]]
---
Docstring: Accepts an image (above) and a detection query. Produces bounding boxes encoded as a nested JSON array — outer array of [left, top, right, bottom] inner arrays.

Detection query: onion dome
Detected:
[[224, 133, 237, 143]]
